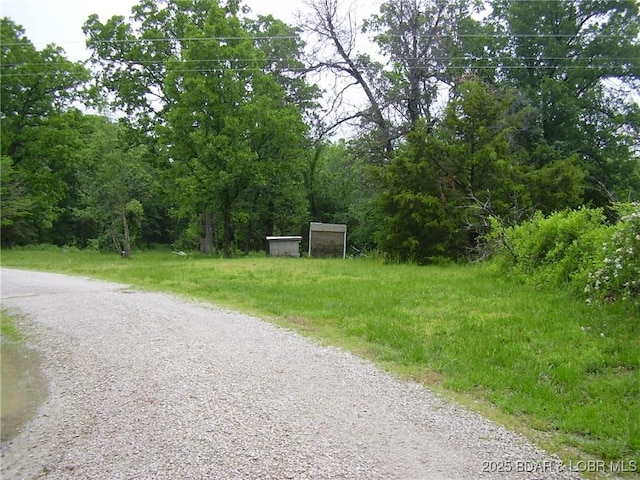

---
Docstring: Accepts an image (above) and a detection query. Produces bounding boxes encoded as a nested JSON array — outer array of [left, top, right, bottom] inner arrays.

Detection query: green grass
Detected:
[[1, 310, 22, 341], [2, 247, 638, 475]]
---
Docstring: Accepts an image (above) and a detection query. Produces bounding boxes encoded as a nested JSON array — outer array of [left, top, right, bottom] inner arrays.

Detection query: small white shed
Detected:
[[266, 236, 302, 257]]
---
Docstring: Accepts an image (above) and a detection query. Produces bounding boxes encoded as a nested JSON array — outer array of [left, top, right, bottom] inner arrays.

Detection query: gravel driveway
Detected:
[[0, 268, 582, 480]]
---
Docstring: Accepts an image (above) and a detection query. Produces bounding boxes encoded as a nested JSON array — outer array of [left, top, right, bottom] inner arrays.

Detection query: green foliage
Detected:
[[526, 155, 586, 213], [0, 19, 90, 246], [304, 140, 381, 251], [585, 203, 640, 307], [377, 80, 590, 262], [0, 19, 89, 119], [3, 0, 638, 268], [360, 0, 638, 263], [489, 204, 640, 310], [377, 121, 464, 263], [1, 250, 638, 466], [84, 0, 313, 256], [72, 117, 158, 253], [0, 156, 33, 230], [488, 0, 640, 204], [490, 208, 610, 288]]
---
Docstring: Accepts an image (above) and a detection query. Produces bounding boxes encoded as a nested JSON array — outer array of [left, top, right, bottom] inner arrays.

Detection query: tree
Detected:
[[308, 141, 357, 222], [300, 0, 393, 158], [243, 13, 321, 119], [363, 0, 485, 128], [377, 121, 460, 262], [239, 75, 310, 249], [487, 0, 640, 204], [75, 117, 156, 256], [0, 18, 90, 246], [301, 0, 489, 157], [0, 156, 33, 236], [301, 139, 379, 251], [84, 0, 313, 255], [377, 79, 586, 262]]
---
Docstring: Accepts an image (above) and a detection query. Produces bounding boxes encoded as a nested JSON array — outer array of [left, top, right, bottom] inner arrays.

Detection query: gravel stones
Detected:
[[0, 268, 583, 479]]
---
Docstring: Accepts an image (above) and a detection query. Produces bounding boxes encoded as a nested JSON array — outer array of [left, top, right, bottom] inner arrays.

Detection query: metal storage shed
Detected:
[[308, 222, 347, 258]]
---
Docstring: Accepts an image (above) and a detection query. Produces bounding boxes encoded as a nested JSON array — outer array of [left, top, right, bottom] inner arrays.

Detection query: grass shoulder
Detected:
[[1, 248, 638, 476], [1, 310, 22, 341]]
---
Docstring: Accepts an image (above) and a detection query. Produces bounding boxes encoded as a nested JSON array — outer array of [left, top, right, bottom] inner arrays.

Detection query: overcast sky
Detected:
[[1, 0, 381, 61]]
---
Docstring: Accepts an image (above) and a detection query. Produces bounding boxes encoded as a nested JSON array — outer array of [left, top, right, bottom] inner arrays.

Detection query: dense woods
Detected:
[[1, 0, 639, 263]]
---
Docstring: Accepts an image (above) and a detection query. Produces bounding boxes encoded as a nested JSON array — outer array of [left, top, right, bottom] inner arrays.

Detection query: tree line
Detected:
[[1, 0, 639, 261]]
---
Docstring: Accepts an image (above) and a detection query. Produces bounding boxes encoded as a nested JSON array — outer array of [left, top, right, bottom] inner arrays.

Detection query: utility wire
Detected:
[[1, 30, 638, 49], [2, 64, 636, 77], [2, 55, 636, 73], [2, 55, 638, 68]]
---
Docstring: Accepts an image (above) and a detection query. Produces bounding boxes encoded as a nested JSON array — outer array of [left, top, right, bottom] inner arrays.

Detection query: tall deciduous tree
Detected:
[[301, 0, 393, 158], [363, 0, 484, 128], [0, 18, 89, 246], [74, 117, 156, 256], [487, 0, 640, 203], [84, 0, 313, 255], [301, 0, 487, 157]]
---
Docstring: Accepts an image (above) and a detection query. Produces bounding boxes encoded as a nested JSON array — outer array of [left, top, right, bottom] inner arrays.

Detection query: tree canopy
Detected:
[[82, 0, 313, 255], [1, 0, 638, 261], [1, 18, 90, 246]]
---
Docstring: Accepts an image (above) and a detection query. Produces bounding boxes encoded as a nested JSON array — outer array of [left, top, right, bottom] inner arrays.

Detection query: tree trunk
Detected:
[[244, 218, 252, 256], [223, 203, 233, 259], [121, 209, 131, 258], [245, 190, 259, 256], [264, 199, 275, 255], [199, 212, 214, 254]]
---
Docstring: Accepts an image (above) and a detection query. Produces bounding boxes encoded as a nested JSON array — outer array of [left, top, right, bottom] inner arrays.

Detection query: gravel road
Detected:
[[0, 268, 583, 480]]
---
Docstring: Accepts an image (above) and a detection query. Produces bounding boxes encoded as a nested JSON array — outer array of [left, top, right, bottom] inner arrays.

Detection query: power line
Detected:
[[1, 30, 637, 50], [3, 55, 637, 69], [1, 62, 635, 74], [0, 36, 300, 48], [2, 64, 636, 77]]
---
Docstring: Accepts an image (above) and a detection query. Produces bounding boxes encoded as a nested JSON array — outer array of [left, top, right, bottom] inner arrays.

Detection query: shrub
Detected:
[[489, 208, 609, 290], [487, 203, 640, 309], [585, 203, 640, 308]]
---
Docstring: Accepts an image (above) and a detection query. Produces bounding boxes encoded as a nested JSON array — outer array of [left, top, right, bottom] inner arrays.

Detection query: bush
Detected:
[[487, 203, 640, 310], [489, 208, 609, 290], [585, 203, 640, 308]]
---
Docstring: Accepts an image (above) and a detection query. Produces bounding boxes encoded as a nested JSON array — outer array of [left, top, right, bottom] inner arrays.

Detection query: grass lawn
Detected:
[[1, 247, 638, 475]]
